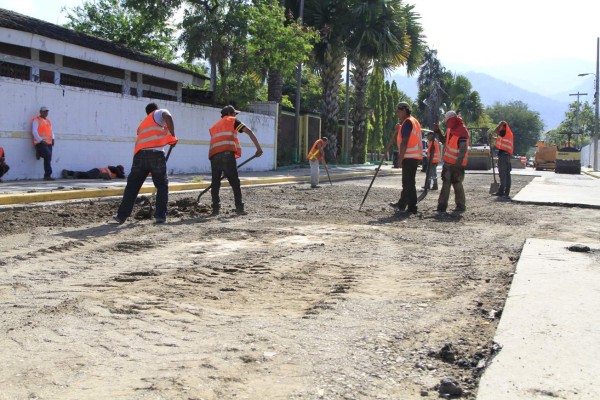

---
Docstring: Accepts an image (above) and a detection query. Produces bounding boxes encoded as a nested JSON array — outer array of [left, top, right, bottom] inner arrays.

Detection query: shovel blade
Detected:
[[489, 182, 500, 194]]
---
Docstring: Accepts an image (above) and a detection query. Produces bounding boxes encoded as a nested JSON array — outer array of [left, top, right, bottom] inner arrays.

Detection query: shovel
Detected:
[[196, 154, 258, 203], [489, 148, 500, 194], [359, 135, 395, 211], [323, 160, 333, 186]]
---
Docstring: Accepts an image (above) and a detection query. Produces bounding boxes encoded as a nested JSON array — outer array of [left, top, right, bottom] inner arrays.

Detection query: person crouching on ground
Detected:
[[307, 136, 328, 188]]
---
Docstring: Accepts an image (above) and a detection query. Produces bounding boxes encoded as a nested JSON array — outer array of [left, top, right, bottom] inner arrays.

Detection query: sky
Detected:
[[1, 0, 599, 95]]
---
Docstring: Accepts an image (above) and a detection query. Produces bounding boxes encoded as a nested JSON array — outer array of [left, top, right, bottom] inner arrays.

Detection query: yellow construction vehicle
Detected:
[[534, 141, 557, 171]]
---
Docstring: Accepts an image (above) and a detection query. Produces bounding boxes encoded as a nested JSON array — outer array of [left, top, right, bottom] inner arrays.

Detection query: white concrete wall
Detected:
[[580, 143, 600, 168], [0, 78, 276, 180]]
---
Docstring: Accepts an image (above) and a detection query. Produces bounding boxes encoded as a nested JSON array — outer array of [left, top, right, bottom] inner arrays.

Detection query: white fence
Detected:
[[580, 142, 600, 169], [0, 77, 276, 180]]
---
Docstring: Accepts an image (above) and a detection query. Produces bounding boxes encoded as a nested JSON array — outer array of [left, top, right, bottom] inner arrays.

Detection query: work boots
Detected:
[[210, 204, 220, 216], [235, 203, 247, 215], [431, 183, 438, 190]]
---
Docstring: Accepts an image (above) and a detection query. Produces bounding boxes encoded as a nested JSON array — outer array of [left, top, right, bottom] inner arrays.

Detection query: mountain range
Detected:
[[389, 59, 597, 131]]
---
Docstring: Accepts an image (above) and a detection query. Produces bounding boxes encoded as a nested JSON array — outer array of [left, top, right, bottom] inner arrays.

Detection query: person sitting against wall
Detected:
[[0, 146, 10, 182], [61, 165, 125, 180]]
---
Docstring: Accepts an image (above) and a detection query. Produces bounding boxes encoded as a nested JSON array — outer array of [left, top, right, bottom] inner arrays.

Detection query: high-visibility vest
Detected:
[[428, 140, 440, 163], [134, 111, 177, 155], [495, 123, 514, 155], [443, 132, 469, 166], [31, 116, 53, 145], [396, 116, 423, 160], [0, 147, 4, 158], [307, 139, 326, 161], [209, 116, 242, 159], [98, 167, 117, 179]]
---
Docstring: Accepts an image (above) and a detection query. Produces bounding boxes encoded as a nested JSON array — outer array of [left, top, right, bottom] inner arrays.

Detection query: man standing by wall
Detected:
[[389, 102, 423, 214], [31, 106, 55, 180], [114, 103, 177, 224], [435, 111, 469, 213], [307, 136, 328, 188], [489, 121, 514, 198], [209, 105, 263, 216]]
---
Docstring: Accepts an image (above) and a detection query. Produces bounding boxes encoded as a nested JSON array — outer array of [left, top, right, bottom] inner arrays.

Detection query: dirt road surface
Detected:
[[1, 173, 597, 399]]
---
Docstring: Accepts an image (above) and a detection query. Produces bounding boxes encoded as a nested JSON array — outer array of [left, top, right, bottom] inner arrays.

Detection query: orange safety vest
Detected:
[[495, 123, 514, 155], [134, 111, 177, 155], [443, 132, 469, 166], [307, 138, 326, 161], [98, 167, 117, 179], [428, 140, 440, 163], [0, 147, 4, 158], [31, 116, 53, 145], [396, 116, 423, 160], [209, 116, 242, 159]]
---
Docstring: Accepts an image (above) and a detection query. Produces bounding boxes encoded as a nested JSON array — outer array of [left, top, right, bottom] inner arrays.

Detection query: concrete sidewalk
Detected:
[[477, 239, 600, 399]]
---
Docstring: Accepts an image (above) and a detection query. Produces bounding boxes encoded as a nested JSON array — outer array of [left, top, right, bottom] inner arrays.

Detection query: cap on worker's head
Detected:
[[117, 165, 125, 173], [40, 106, 49, 112], [221, 105, 240, 117], [322, 136, 328, 142], [396, 102, 411, 112], [444, 110, 457, 122]]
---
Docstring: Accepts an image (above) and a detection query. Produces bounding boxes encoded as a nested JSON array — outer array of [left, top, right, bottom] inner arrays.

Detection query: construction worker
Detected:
[[208, 105, 263, 216], [489, 121, 513, 197], [423, 131, 440, 190], [62, 165, 125, 180], [0, 146, 9, 182], [113, 103, 177, 224], [388, 102, 423, 214], [434, 111, 469, 213], [307, 136, 328, 188], [31, 106, 55, 180]]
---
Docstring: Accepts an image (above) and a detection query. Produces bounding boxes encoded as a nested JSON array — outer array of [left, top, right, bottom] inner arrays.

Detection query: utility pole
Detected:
[[594, 37, 599, 171]]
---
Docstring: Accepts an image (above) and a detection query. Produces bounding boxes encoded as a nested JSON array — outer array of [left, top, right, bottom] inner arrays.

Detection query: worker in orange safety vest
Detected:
[[388, 101, 423, 214], [0, 146, 9, 181], [31, 106, 55, 180], [113, 102, 177, 225], [489, 120, 514, 197], [423, 131, 441, 191], [307, 136, 328, 188], [434, 111, 470, 213]]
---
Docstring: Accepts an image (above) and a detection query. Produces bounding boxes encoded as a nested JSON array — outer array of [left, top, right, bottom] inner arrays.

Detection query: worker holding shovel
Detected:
[[113, 102, 178, 225], [208, 105, 263, 216], [307, 136, 329, 188]]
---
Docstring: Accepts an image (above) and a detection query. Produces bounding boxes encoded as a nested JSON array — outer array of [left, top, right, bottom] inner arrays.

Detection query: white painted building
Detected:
[[0, 8, 276, 180]]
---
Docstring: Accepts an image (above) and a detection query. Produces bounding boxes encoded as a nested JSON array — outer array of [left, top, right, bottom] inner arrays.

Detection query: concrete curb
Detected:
[[0, 170, 385, 206]]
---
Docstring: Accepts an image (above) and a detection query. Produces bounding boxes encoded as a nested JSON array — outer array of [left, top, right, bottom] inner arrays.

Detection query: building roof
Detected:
[[0, 7, 208, 81]]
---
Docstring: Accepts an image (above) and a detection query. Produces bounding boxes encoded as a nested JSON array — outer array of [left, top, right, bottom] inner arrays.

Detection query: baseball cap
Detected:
[[444, 110, 457, 122], [221, 105, 240, 116], [397, 102, 411, 112], [40, 106, 49, 112]]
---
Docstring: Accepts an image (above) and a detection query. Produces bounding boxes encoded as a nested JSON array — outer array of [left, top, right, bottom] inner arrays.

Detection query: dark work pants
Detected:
[[36, 142, 53, 178], [210, 151, 243, 209], [117, 150, 168, 221], [397, 158, 419, 211], [497, 152, 512, 195]]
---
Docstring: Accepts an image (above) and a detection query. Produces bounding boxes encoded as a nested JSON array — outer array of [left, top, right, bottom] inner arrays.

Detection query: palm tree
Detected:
[[416, 48, 449, 129], [346, 0, 425, 163]]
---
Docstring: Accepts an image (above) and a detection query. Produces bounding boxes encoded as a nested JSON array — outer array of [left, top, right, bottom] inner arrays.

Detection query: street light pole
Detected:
[[595, 37, 599, 171]]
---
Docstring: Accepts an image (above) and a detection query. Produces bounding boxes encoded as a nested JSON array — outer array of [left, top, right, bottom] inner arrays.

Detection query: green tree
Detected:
[[416, 49, 448, 129], [445, 74, 483, 125], [63, 0, 178, 61], [346, 0, 424, 164], [486, 101, 544, 155], [554, 101, 595, 149]]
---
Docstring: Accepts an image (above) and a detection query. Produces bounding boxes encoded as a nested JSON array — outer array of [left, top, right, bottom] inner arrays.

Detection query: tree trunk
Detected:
[[267, 68, 283, 103], [320, 45, 345, 162], [350, 57, 370, 164]]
